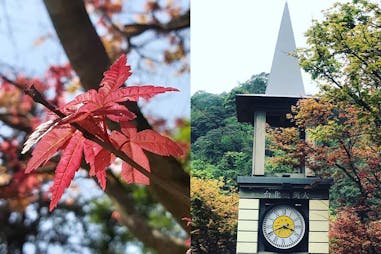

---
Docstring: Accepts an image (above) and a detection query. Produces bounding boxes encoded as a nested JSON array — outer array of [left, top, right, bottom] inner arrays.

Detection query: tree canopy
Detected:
[[293, 0, 381, 252]]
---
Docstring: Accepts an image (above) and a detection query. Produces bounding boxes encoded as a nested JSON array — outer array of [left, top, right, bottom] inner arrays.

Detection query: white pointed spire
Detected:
[[265, 2, 305, 97]]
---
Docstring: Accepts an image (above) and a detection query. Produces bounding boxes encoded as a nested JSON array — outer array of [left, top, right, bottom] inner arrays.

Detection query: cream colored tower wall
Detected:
[[236, 198, 259, 254], [309, 200, 330, 254], [252, 112, 266, 176]]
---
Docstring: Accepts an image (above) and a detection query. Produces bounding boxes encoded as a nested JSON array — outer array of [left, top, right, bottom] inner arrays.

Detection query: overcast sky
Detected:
[[191, 0, 350, 95]]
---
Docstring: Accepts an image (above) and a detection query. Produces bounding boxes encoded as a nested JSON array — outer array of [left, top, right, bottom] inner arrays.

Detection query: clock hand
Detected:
[[283, 224, 294, 231], [267, 225, 284, 234], [269, 224, 294, 235]]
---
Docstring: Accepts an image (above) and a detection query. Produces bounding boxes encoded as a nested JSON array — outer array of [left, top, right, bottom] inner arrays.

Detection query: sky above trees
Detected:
[[191, 0, 350, 95]]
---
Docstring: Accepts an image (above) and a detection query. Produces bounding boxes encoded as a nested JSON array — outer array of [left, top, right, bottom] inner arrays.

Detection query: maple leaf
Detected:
[[133, 129, 184, 157], [24, 54, 181, 211], [110, 130, 151, 184], [61, 54, 178, 125], [103, 85, 179, 104], [100, 54, 131, 92], [62, 85, 178, 124], [49, 131, 84, 211], [25, 125, 74, 173], [110, 122, 183, 184], [61, 90, 136, 124], [83, 139, 114, 190]]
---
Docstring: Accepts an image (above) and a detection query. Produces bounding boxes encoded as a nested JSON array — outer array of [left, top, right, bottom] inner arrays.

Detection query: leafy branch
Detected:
[[22, 55, 185, 211]]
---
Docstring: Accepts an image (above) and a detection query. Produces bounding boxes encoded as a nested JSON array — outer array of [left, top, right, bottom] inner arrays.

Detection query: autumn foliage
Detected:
[[191, 177, 238, 253], [23, 54, 183, 211], [290, 1, 381, 253], [287, 97, 381, 253], [330, 209, 381, 254]]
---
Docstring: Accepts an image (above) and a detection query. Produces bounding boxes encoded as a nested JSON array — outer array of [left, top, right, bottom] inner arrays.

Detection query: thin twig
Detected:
[[0, 75, 25, 90]]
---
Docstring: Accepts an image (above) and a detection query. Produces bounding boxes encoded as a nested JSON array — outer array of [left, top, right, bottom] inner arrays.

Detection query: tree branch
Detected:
[[104, 10, 190, 38], [43, 0, 111, 92], [335, 162, 366, 198], [105, 173, 187, 254], [0, 113, 31, 133], [0, 75, 25, 90], [334, 31, 381, 83]]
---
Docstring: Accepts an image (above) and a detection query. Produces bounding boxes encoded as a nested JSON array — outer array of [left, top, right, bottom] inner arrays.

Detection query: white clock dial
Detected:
[[262, 204, 305, 249]]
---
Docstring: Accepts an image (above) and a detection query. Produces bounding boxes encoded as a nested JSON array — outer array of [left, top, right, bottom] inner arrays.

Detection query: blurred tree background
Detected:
[[0, 0, 189, 253]]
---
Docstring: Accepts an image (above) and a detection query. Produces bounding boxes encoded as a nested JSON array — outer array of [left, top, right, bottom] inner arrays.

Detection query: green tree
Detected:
[[191, 159, 219, 179], [293, 0, 381, 252], [191, 74, 266, 185], [217, 151, 252, 186], [296, 0, 381, 215], [297, 0, 381, 144], [223, 73, 267, 115], [191, 119, 253, 184], [191, 91, 228, 142]]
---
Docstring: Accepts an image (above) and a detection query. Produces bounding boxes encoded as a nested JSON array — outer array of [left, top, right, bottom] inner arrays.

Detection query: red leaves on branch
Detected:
[[330, 208, 381, 254], [110, 122, 183, 184], [23, 54, 183, 211], [62, 56, 176, 124]]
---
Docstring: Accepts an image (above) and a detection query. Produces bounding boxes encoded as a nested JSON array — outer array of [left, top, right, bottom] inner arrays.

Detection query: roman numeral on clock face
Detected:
[[262, 204, 306, 250]]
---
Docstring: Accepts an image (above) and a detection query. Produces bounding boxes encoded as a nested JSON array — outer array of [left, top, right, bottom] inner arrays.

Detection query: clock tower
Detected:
[[235, 3, 332, 254]]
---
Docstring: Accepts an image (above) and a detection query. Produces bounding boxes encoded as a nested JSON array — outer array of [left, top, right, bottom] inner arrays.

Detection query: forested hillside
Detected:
[[190, 73, 267, 253], [191, 73, 267, 186]]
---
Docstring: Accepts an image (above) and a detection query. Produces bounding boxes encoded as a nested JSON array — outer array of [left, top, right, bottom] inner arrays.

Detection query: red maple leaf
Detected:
[[83, 139, 114, 190], [62, 55, 177, 124], [23, 54, 182, 211], [49, 131, 84, 211], [25, 125, 74, 173], [110, 122, 183, 184]]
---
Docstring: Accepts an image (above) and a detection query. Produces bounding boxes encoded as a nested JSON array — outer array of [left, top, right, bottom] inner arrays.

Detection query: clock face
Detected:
[[262, 204, 305, 250]]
